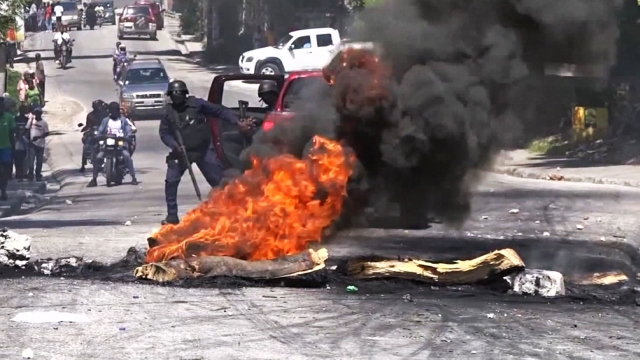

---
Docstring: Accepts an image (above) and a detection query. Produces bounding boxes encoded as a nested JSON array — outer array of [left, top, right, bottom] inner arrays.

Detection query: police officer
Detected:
[[160, 79, 253, 225], [258, 81, 279, 111]]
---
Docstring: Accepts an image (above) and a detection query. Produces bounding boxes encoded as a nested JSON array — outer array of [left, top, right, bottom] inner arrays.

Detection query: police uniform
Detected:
[[159, 95, 240, 222]]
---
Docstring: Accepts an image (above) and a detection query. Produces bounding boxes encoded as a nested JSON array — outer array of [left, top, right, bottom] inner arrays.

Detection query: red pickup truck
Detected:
[[206, 71, 327, 169]]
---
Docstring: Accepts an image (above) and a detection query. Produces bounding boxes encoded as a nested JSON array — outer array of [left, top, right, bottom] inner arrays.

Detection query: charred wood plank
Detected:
[[346, 248, 525, 285], [134, 248, 328, 283]]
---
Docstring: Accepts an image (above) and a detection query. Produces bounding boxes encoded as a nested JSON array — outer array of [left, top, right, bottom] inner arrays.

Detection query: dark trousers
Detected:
[[165, 148, 224, 216], [6, 43, 16, 68], [37, 80, 45, 102], [13, 150, 27, 178], [27, 145, 45, 179]]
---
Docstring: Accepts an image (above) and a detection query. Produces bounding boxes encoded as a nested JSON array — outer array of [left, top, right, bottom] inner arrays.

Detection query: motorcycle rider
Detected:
[[159, 79, 253, 225], [120, 106, 137, 155], [52, 26, 72, 64], [258, 81, 279, 111], [112, 41, 122, 78], [87, 102, 138, 187], [79, 100, 108, 173], [95, 3, 104, 24], [114, 45, 132, 81], [85, 3, 97, 28]]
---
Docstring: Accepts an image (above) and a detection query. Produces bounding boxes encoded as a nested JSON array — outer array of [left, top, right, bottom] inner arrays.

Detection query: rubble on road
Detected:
[[0, 229, 31, 268], [33, 256, 83, 275], [508, 269, 566, 297]]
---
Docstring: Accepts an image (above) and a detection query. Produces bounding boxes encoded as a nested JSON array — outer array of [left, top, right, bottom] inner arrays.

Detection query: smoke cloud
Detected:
[[244, 0, 623, 228]]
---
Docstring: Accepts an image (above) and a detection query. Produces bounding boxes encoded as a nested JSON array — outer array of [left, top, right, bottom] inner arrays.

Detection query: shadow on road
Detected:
[[2, 218, 122, 229]]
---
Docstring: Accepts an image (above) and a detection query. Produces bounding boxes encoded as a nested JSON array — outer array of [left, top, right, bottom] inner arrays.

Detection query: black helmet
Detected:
[[119, 45, 126, 52], [92, 100, 101, 110], [258, 81, 279, 96], [167, 80, 189, 94], [108, 102, 120, 112]]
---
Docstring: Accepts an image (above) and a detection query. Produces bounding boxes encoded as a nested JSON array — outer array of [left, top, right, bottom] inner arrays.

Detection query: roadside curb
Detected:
[[492, 166, 640, 189], [44, 105, 87, 186]]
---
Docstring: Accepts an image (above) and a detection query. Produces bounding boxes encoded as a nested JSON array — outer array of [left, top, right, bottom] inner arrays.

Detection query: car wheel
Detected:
[[118, 33, 124, 40], [150, 31, 157, 40], [258, 63, 281, 75], [77, 25, 82, 31]]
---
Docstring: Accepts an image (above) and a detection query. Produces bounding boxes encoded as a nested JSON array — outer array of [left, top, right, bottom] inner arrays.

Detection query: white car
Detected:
[[239, 28, 341, 75]]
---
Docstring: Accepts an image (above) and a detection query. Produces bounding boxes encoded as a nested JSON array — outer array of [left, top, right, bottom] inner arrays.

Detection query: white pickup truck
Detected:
[[239, 27, 341, 75]]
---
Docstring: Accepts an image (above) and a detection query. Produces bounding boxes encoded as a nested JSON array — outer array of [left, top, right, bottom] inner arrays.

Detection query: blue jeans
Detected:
[[0, 147, 13, 192], [46, 18, 52, 31]]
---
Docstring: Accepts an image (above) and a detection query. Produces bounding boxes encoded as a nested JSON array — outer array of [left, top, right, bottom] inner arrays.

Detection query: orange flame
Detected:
[[145, 136, 355, 263]]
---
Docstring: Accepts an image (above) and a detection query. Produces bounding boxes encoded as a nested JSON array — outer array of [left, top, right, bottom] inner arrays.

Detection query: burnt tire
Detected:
[[257, 63, 281, 75]]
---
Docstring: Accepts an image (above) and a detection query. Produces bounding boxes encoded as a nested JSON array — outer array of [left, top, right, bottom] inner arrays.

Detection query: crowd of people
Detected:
[[24, 1, 66, 33]]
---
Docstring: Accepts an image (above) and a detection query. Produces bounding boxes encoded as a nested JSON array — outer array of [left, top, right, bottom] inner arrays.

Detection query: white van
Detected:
[[238, 27, 341, 75]]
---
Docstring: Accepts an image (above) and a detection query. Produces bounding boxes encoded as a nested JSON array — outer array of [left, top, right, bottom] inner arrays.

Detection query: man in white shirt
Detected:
[[53, 27, 71, 62], [53, 2, 64, 29], [25, 107, 49, 181]]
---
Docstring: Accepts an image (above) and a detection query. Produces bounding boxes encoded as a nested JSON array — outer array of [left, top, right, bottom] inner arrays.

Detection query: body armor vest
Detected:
[[168, 96, 211, 152]]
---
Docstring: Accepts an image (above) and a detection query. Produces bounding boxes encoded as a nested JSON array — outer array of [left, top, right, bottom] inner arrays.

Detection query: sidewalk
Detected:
[[0, 63, 85, 218], [493, 149, 640, 188]]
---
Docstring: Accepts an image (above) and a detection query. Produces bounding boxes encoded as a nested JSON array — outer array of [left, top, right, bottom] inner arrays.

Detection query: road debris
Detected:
[[596, 217, 602, 222], [509, 269, 565, 297], [346, 285, 358, 293], [22, 348, 33, 359], [33, 256, 83, 275], [546, 174, 564, 181], [509, 209, 520, 214], [576, 224, 584, 230], [11, 311, 91, 323], [542, 231, 550, 236], [0, 228, 31, 268], [402, 294, 412, 302], [124, 221, 132, 226], [486, 313, 496, 319], [583, 216, 589, 220], [65, 200, 73, 205], [481, 215, 489, 220]]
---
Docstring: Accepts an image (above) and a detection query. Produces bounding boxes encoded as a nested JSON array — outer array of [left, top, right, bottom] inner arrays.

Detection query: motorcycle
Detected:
[[114, 54, 137, 82], [54, 39, 74, 70], [97, 134, 129, 187]]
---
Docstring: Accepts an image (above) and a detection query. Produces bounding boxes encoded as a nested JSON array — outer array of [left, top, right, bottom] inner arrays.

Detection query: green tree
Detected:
[[0, 0, 28, 39]]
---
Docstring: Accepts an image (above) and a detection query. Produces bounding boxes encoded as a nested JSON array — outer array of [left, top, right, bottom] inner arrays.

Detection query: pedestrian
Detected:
[[25, 107, 49, 182], [35, 53, 46, 102], [29, 2, 37, 32], [0, 97, 15, 200], [13, 104, 30, 180], [53, 1, 64, 30], [159, 79, 252, 225], [45, 2, 53, 32], [25, 79, 42, 108], [17, 71, 29, 104], [37, 5, 45, 32], [252, 26, 264, 49]]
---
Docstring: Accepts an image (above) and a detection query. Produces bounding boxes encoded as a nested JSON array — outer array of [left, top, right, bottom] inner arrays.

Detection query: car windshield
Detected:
[[283, 77, 330, 110], [124, 68, 169, 85], [275, 34, 293, 49], [125, 6, 150, 16], [60, 2, 77, 12]]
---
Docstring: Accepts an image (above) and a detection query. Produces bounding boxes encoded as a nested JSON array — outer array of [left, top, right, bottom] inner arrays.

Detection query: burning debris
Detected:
[[347, 248, 524, 284], [0, 229, 31, 268], [147, 136, 354, 263], [134, 248, 328, 283]]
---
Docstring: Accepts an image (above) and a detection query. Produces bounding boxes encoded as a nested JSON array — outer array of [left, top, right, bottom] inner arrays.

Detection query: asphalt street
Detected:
[[0, 17, 639, 360]]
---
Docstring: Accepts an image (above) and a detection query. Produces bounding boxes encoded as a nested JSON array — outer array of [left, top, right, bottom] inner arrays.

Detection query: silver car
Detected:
[[117, 59, 169, 120]]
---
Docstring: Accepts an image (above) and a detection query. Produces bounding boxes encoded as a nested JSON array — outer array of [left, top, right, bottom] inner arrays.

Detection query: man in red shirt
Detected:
[[45, 3, 52, 32]]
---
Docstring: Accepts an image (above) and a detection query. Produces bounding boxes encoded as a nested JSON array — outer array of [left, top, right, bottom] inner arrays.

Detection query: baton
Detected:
[[171, 123, 202, 201]]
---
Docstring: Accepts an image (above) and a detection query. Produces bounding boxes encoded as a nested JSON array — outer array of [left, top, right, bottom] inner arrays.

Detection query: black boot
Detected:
[[131, 177, 138, 185], [161, 214, 179, 225], [79, 166, 85, 173], [87, 178, 97, 187]]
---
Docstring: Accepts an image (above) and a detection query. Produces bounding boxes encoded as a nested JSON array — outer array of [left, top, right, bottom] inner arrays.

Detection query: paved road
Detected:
[[1, 20, 640, 360]]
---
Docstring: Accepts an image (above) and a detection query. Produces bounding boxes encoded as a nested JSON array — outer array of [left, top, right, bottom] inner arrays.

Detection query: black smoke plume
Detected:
[[244, 0, 623, 228]]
